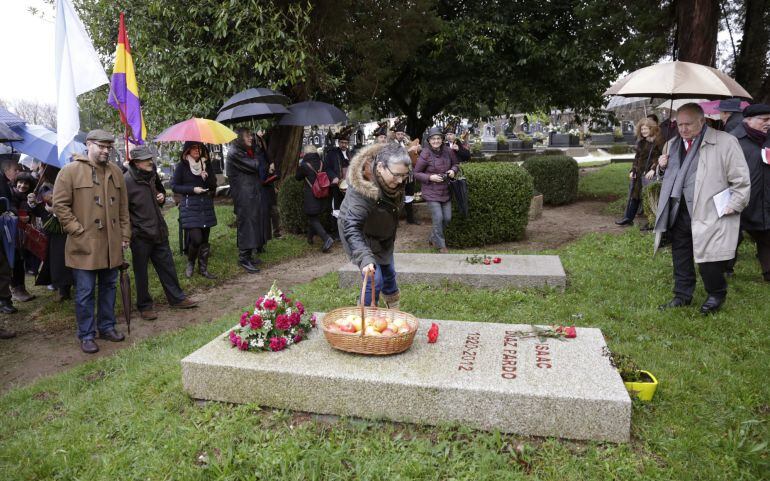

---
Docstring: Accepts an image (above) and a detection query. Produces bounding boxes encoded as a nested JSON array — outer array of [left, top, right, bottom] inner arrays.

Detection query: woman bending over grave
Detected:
[[338, 142, 411, 309]]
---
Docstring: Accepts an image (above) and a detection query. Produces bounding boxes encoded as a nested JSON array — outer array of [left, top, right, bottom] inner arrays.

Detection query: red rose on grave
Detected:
[[275, 314, 291, 330], [564, 326, 577, 338], [263, 299, 278, 311], [493, 257, 502, 264], [427, 323, 439, 343], [249, 314, 263, 330], [269, 337, 287, 351], [295, 301, 305, 315], [289, 312, 301, 327]]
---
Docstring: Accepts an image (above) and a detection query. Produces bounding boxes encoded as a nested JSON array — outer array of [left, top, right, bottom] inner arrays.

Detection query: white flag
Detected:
[[55, 0, 108, 161]]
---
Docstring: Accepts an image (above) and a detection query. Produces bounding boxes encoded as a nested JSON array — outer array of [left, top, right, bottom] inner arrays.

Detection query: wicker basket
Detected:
[[322, 272, 419, 355]]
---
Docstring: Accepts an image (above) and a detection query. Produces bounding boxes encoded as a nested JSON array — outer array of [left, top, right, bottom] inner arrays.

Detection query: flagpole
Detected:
[[125, 128, 130, 164]]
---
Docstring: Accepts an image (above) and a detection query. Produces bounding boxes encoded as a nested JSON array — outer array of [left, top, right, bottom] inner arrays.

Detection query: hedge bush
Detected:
[[277, 176, 335, 235], [521, 155, 579, 205], [486, 153, 522, 163], [444, 162, 533, 248]]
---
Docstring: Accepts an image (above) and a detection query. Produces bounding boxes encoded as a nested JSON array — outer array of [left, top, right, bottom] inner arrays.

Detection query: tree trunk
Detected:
[[675, 0, 719, 66], [267, 125, 304, 181], [733, 0, 770, 99]]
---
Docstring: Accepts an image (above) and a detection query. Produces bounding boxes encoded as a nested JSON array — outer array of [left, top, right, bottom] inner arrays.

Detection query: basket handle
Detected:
[[359, 270, 376, 337]]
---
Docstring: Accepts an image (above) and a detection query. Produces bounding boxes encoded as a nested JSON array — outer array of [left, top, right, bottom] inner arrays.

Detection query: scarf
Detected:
[[745, 124, 768, 146], [186, 155, 204, 176], [373, 163, 402, 200], [130, 164, 155, 183]]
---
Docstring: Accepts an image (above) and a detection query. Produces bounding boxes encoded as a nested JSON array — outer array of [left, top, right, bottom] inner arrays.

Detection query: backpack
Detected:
[[305, 159, 330, 199]]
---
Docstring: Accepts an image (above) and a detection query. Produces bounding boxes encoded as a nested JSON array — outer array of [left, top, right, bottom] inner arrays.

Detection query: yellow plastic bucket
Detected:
[[623, 370, 658, 401]]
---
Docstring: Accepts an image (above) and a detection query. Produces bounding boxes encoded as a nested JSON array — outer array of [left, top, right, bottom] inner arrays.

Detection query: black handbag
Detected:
[[449, 168, 469, 217]]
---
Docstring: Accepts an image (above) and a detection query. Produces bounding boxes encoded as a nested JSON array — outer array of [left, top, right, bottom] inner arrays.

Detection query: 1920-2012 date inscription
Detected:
[[457, 332, 481, 371]]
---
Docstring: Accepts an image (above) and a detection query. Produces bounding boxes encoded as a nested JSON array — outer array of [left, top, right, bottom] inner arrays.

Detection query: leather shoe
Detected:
[[99, 329, 125, 342], [0, 299, 17, 314], [11, 287, 35, 302], [700, 296, 724, 315], [322, 237, 334, 253], [0, 328, 16, 339], [80, 339, 99, 354], [615, 218, 633, 226], [238, 259, 260, 273], [140, 310, 158, 320], [658, 297, 691, 310], [171, 298, 198, 309]]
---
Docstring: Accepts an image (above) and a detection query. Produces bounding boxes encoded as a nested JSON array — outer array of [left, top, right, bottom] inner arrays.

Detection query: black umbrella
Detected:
[[277, 101, 347, 126], [220, 88, 290, 112], [215, 102, 290, 124], [119, 253, 132, 334], [0, 122, 22, 142]]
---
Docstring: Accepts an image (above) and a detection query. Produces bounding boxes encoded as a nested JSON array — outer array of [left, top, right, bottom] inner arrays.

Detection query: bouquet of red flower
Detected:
[[227, 282, 316, 352]]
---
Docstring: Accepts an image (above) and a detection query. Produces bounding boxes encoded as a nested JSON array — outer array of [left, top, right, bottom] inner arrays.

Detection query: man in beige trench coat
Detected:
[[53, 130, 131, 353], [654, 103, 751, 315]]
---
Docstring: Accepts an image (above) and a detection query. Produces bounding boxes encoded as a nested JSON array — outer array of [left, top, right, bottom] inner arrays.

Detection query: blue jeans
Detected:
[[361, 258, 398, 306], [72, 268, 119, 340], [427, 200, 452, 248]]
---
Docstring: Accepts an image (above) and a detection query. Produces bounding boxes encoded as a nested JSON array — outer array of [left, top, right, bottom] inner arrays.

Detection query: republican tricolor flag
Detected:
[[108, 12, 147, 144]]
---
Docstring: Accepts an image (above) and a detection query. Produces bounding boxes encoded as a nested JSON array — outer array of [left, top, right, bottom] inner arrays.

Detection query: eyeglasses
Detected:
[[385, 164, 409, 180]]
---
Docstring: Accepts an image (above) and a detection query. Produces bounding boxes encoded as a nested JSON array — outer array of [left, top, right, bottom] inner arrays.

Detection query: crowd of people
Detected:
[[616, 100, 770, 314]]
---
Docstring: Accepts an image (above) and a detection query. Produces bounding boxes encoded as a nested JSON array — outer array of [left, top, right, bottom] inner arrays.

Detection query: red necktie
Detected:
[[685, 139, 693, 152]]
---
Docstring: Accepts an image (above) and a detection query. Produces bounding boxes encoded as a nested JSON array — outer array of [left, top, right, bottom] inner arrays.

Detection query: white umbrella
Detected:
[[655, 99, 708, 111]]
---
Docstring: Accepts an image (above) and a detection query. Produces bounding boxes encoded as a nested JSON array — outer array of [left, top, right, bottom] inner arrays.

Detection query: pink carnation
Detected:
[[289, 312, 301, 327], [229, 331, 238, 346], [255, 296, 264, 309], [295, 301, 305, 315], [263, 298, 278, 311], [249, 314, 263, 330], [275, 314, 291, 330], [239, 312, 249, 327], [238, 338, 249, 351], [293, 335, 303, 344], [269, 337, 287, 351], [310, 314, 317, 327]]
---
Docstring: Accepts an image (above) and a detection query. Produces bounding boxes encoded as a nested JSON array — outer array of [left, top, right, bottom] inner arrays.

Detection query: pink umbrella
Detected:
[[699, 100, 750, 115]]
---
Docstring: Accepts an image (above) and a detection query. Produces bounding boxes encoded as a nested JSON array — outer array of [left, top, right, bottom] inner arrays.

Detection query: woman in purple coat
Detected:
[[413, 127, 460, 253]]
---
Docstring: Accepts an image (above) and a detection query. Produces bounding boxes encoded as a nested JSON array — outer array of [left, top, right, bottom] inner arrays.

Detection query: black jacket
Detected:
[[295, 153, 330, 216], [0, 174, 17, 215], [339, 144, 403, 269], [724, 113, 745, 135], [124, 165, 169, 243], [171, 159, 218, 229], [731, 123, 769, 231], [324, 147, 350, 182]]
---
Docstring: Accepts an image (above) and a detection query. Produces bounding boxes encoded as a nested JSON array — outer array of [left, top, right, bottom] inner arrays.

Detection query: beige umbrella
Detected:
[[604, 61, 752, 100]]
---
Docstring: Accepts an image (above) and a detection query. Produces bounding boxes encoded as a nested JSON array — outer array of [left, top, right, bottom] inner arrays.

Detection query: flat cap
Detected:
[[129, 145, 155, 161], [743, 103, 770, 118], [717, 98, 743, 113], [85, 129, 115, 143]]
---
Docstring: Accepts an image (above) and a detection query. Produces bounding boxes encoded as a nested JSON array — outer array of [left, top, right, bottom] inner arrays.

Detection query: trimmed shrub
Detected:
[[642, 181, 662, 226], [608, 144, 633, 155], [522, 155, 579, 205], [542, 149, 563, 156], [486, 153, 521, 163], [277, 176, 334, 234], [444, 162, 533, 248]]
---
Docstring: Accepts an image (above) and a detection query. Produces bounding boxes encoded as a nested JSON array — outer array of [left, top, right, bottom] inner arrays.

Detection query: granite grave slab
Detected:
[[181, 317, 630, 442], [338, 253, 566, 291]]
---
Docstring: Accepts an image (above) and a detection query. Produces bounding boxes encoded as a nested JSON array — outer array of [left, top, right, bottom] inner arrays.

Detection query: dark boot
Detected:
[[185, 244, 199, 278], [405, 203, 421, 225], [307, 232, 314, 245], [238, 249, 260, 273], [0, 298, 18, 314], [198, 244, 218, 279], [616, 198, 640, 226]]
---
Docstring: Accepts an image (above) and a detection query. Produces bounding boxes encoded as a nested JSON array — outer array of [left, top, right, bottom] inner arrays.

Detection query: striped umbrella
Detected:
[[154, 117, 237, 144]]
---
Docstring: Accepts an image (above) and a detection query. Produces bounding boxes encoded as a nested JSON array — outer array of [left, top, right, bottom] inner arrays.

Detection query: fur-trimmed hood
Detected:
[[346, 143, 384, 201]]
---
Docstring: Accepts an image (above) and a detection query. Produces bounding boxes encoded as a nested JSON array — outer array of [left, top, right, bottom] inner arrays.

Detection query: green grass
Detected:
[[33, 204, 313, 329], [578, 162, 630, 201], [2, 228, 767, 480]]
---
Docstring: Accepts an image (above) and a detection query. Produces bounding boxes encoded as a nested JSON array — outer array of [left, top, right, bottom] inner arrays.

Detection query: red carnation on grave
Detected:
[[249, 314, 263, 330], [493, 257, 502, 264], [289, 312, 301, 327], [427, 323, 439, 343], [237, 338, 249, 350], [293, 335, 303, 344], [255, 296, 264, 308], [229, 331, 238, 346], [239, 312, 249, 327], [263, 298, 278, 311], [295, 301, 305, 315], [564, 326, 577, 338], [275, 314, 291, 330], [269, 337, 287, 351]]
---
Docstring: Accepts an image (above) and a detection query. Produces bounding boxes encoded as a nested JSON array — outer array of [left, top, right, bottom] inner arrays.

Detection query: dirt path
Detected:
[[0, 200, 622, 393]]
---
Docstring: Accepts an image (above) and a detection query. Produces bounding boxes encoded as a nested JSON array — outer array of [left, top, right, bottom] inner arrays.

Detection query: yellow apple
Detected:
[[393, 318, 407, 329]]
